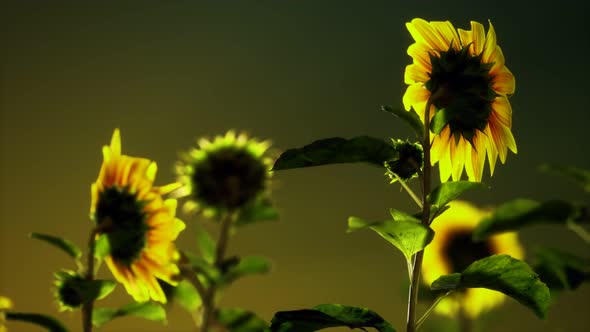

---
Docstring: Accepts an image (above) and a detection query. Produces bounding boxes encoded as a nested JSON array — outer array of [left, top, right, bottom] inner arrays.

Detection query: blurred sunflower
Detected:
[[403, 19, 517, 182], [422, 201, 523, 318], [0, 296, 12, 332], [176, 131, 273, 217], [90, 129, 185, 303]]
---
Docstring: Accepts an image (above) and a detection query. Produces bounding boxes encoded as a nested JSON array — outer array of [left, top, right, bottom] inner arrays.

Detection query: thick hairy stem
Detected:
[[406, 99, 433, 332], [200, 213, 233, 332]]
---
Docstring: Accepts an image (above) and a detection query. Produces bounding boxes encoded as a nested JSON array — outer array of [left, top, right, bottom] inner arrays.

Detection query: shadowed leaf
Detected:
[[273, 136, 396, 170], [195, 225, 216, 264], [533, 248, 590, 292], [473, 199, 586, 241], [236, 199, 279, 226], [92, 302, 167, 327], [216, 308, 269, 332], [30, 232, 81, 260], [382, 105, 424, 138], [430, 108, 451, 135], [427, 181, 487, 219], [431, 254, 551, 318], [6, 313, 69, 332], [348, 215, 434, 261], [270, 304, 395, 332], [539, 164, 590, 192], [220, 256, 271, 286]]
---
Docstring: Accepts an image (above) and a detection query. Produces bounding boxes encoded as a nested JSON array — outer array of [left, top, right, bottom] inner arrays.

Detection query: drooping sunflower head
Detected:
[[385, 139, 423, 183], [403, 19, 517, 182], [422, 201, 524, 318], [90, 129, 185, 303], [176, 131, 273, 217]]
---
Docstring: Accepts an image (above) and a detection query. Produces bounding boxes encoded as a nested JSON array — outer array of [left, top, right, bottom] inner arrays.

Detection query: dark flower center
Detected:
[[95, 187, 148, 265], [442, 229, 494, 273], [58, 276, 84, 308], [385, 141, 423, 180], [426, 46, 497, 142], [191, 147, 267, 210]]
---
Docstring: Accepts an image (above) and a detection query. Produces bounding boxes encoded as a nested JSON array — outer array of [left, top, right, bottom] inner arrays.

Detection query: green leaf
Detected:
[[235, 199, 280, 226], [273, 136, 396, 171], [431, 254, 551, 318], [30, 232, 82, 260], [170, 280, 202, 312], [533, 248, 590, 291], [65, 277, 116, 303], [220, 256, 272, 286], [6, 312, 69, 332], [472, 199, 585, 241], [539, 164, 590, 192], [381, 105, 424, 138], [216, 308, 269, 332], [194, 225, 216, 264], [92, 302, 167, 327], [94, 234, 110, 259], [269, 304, 395, 332], [429, 108, 451, 135], [183, 252, 220, 285], [348, 216, 434, 261], [427, 181, 487, 219]]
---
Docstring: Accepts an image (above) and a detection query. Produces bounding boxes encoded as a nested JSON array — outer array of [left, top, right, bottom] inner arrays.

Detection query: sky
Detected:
[[1, 1, 589, 331]]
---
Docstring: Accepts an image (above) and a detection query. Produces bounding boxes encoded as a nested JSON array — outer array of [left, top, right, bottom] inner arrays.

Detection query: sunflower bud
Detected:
[[385, 139, 423, 182], [54, 271, 85, 311], [177, 131, 273, 217]]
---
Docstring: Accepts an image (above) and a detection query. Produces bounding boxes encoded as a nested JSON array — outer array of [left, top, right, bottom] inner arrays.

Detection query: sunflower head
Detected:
[[53, 270, 85, 311], [385, 139, 423, 182], [90, 129, 185, 303], [422, 201, 524, 318], [403, 19, 517, 182], [176, 131, 273, 217]]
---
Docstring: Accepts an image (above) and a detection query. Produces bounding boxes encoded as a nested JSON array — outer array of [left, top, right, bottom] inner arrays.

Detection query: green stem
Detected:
[[415, 291, 452, 330], [394, 173, 423, 209], [406, 99, 433, 332], [200, 212, 234, 332], [458, 303, 472, 332], [82, 228, 100, 332], [567, 221, 590, 244]]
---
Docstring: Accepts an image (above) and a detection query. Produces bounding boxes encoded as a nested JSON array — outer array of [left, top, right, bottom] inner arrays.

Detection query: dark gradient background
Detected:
[[1, 1, 589, 331]]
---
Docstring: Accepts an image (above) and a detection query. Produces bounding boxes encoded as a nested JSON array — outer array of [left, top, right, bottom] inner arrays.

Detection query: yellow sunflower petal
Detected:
[[110, 129, 121, 156], [407, 42, 433, 71], [491, 97, 513, 128], [489, 45, 506, 75], [402, 84, 430, 120], [404, 64, 430, 84], [407, 18, 448, 51], [430, 21, 460, 50], [493, 66, 516, 95], [0, 296, 12, 310], [457, 28, 473, 49], [482, 20, 498, 63], [470, 21, 486, 55]]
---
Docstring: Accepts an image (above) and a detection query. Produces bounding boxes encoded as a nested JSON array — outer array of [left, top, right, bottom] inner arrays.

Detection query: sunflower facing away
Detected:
[[403, 19, 516, 182], [176, 131, 273, 217], [90, 129, 185, 303], [422, 201, 524, 318]]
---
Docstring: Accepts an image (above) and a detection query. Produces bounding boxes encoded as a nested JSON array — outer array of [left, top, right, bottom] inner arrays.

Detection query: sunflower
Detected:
[[422, 201, 524, 318], [403, 19, 517, 182], [176, 131, 273, 217], [0, 296, 12, 332], [90, 129, 185, 303]]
